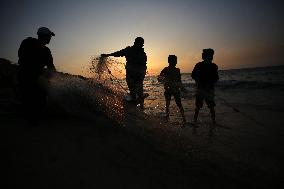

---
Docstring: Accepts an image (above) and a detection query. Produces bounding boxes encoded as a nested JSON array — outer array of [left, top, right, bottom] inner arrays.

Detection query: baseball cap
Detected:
[[37, 27, 55, 36]]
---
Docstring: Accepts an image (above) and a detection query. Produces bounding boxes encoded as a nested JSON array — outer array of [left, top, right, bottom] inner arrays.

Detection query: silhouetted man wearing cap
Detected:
[[18, 27, 56, 125], [102, 37, 147, 110]]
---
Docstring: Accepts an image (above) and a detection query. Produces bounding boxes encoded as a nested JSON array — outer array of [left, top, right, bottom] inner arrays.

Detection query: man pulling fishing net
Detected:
[[101, 37, 147, 110]]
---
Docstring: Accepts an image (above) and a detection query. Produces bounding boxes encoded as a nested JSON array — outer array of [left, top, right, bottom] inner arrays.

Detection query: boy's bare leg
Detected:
[[174, 95, 186, 124], [179, 106, 186, 124], [165, 99, 170, 121], [209, 107, 216, 124], [194, 108, 199, 123]]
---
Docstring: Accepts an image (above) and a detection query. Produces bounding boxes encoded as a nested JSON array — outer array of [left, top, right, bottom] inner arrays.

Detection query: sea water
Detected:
[[50, 63, 284, 125], [128, 65, 284, 121]]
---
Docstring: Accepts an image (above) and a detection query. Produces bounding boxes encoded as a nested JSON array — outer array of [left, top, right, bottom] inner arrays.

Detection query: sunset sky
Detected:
[[0, 0, 283, 76]]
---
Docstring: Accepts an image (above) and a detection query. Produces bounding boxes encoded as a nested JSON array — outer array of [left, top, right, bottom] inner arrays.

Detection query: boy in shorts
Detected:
[[191, 49, 219, 124], [158, 55, 186, 124]]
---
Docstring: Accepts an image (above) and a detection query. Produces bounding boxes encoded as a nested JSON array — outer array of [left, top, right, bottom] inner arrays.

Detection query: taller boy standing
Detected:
[[191, 48, 219, 124]]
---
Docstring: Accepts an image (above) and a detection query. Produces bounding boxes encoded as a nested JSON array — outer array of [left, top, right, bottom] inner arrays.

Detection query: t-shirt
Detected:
[[159, 66, 182, 92], [191, 61, 219, 89]]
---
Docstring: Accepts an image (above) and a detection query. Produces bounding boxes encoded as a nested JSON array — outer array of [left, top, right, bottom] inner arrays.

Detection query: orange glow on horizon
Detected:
[[55, 43, 284, 78]]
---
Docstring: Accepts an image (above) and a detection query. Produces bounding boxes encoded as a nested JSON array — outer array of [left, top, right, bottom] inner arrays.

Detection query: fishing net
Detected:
[[89, 55, 125, 80]]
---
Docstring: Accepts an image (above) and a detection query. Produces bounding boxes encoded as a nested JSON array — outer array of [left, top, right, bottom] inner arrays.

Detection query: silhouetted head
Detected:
[[168, 55, 177, 67], [134, 37, 144, 48], [202, 48, 214, 62], [37, 27, 55, 45]]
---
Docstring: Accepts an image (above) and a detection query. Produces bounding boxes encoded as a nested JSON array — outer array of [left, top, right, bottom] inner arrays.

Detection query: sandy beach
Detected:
[[1, 65, 284, 188]]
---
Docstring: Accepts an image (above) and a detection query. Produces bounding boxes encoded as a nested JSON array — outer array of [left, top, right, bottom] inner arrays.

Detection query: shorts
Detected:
[[164, 90, 182, 107], [195, 88, 215, 108]]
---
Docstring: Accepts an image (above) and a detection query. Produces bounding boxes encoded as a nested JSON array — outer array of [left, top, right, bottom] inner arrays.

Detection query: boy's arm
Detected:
[[177, 68, 186, 91], [158, 68, 166, 82], [191, 64, 197, 81], [213, 64, 219, 83]]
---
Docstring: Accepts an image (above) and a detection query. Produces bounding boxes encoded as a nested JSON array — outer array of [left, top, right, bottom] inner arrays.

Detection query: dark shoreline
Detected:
[[1, 108, 282, 189]]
